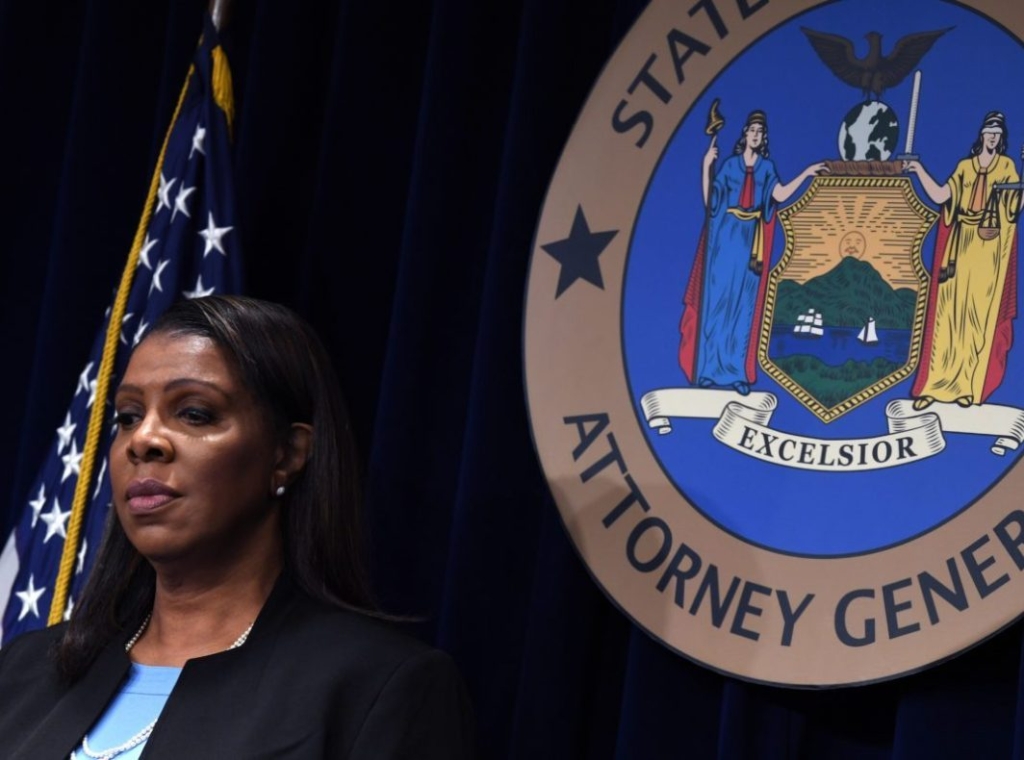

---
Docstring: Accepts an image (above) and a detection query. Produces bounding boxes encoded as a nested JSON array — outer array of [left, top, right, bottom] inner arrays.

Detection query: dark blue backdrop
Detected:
[[1, 0, 1022, 757]]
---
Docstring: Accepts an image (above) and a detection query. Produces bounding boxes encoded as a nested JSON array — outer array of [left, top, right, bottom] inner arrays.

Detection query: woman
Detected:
[[679, 110, 827, 394], [904, 111, 1023, 410], [0, 296, 474, 758]]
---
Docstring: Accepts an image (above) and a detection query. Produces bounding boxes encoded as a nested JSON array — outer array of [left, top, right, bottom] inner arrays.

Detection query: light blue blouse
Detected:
[[71, 664, 181, 759]]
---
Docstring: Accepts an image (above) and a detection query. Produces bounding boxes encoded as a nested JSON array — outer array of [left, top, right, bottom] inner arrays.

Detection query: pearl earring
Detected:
[[275, 485, 286, 497]]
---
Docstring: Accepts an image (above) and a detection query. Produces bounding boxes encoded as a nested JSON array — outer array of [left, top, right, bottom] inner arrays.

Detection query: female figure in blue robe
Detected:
[[679, 110, 827, 394]]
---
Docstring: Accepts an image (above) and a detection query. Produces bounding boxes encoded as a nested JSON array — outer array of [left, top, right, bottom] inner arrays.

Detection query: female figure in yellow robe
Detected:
[[904, 111, 1023, 410]]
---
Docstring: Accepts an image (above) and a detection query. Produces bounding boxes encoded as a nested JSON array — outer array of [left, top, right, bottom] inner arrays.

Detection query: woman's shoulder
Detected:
[[0, 623, 68, 715], [258, 592, 475, 755], [0, 622, 66, 671], [254, 578, 445, 668], [282, 592, 438, 664]]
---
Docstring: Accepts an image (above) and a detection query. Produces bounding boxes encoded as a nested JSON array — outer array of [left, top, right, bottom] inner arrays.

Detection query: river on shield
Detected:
[[768, 326, 911, 366]]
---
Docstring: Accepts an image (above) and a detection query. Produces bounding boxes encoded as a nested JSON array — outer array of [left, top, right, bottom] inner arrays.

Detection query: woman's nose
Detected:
[[126, 414, 173, 463]]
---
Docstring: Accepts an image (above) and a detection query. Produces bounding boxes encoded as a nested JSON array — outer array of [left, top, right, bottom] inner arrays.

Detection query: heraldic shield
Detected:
[[759, 174, 938, 422]]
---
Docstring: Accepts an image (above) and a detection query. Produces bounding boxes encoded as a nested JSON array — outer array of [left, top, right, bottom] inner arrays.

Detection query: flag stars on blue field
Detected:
[[76, 363, 98, 407], [190, 124, 206, 159], [93, 459, 106, 499], [15, 576, 45, 621], [60, 440, 83, 483], [132, 319, 150, 347], [157, 174, 177, 213], [28, 486, 46, 529], [64, 598, 74, 622], [184, 274, 215, 300], [199, 212, 232, 256], [137, 234, 158, 270], [149, 259, 170, 295], [56, 413, 77, 455], [172, 183, 196, 221], [40, 498, 70, 544], [119, 312, 135, 345], [76, 539, 88, 576], [76, 363, 95, 398]]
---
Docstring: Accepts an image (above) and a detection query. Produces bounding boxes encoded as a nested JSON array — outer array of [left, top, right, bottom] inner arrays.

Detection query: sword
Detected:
[[897, 70, 922, 161]]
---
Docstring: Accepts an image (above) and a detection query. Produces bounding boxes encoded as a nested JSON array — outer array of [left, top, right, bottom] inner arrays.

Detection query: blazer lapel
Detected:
[[140, 574, 298, 758]]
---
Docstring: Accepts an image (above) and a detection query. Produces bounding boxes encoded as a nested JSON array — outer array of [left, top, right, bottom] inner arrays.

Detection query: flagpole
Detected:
[[210, 0, 231, 31]]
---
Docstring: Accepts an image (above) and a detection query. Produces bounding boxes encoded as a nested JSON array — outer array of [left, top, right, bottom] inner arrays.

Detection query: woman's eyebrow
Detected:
[[115, 378, 228, 397]]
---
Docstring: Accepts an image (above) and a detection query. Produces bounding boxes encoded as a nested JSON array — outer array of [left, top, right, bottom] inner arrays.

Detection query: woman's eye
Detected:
[[180, 407, 214, 425], [114, 411, 140, 428]]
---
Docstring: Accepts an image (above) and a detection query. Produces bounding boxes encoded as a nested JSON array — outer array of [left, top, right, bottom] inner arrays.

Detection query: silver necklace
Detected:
[[76, 723, 156, 760], [121, 612, 256, 653], [122, 613, 151, 653], [69, 615, 255, 760]]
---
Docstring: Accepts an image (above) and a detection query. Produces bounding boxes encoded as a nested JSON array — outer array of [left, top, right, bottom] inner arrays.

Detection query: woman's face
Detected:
[[110, 332, 283, 567], [745, 123, 764, 150]]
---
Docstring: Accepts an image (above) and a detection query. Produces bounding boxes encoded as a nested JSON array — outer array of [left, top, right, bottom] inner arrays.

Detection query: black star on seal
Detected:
[[541, 206, 618, 298]]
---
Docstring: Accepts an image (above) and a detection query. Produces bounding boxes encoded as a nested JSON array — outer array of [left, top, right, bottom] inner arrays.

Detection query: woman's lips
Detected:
[[127, 493, 177, 512], [125, 479, 180, 512]]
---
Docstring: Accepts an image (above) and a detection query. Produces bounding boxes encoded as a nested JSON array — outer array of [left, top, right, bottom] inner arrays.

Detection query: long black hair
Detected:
[[56, 296, 375, 682]]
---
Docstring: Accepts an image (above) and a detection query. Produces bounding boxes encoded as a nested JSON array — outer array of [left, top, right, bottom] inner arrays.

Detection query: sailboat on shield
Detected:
[[857, 316, 879, 345]]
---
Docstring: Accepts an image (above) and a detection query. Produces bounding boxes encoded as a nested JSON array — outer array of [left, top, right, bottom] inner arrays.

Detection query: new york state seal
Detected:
[[524, 0, 1024, 686]]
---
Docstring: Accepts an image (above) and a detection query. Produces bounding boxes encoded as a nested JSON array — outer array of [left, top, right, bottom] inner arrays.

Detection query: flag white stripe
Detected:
[[0, 532, 20, 644]]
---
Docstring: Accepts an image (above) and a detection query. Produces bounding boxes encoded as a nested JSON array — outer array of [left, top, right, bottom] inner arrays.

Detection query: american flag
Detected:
[[0, 14, 242, 643]]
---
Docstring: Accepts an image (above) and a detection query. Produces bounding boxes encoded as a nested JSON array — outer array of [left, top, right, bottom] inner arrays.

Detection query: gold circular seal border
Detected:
[[524, 0, 1024, 687]]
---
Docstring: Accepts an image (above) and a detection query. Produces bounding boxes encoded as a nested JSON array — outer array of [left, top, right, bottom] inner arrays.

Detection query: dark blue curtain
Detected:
[[1, 1, 1022, 757]]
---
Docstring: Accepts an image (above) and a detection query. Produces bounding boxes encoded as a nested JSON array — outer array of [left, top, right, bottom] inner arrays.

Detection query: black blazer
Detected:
[[0, 576, 474, 758]]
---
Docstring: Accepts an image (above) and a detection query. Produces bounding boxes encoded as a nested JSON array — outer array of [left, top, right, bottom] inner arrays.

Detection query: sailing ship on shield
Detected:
[[792, 309, 824, 339]]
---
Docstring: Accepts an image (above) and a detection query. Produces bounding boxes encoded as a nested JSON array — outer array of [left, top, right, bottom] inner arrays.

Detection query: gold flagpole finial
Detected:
[[209, 0, 232, 31]]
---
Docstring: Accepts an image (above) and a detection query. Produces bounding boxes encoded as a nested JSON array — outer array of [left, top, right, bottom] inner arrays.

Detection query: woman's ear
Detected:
[[273, 423, 314, 492]]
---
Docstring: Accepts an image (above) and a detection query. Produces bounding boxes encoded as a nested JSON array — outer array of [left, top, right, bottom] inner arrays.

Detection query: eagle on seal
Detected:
[[801, 27, 952, 101]]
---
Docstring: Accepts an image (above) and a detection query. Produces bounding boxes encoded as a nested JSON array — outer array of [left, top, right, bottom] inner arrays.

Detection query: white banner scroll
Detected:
[[640, 388, 1024, 472], [886, 398, 1024, 456], [640, 388, 776, 434]]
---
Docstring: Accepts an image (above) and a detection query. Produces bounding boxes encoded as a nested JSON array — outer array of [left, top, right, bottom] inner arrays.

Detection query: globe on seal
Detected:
[[838, 101, 900, 160]]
